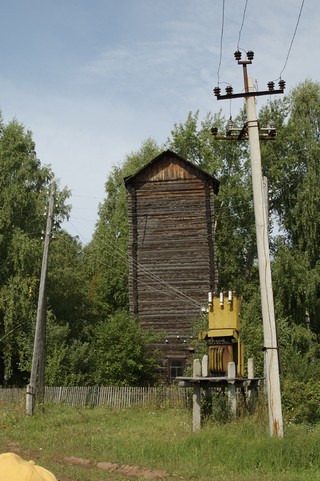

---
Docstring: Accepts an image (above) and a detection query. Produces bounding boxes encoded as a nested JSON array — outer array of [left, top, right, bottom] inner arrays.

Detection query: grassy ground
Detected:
[[0, 400, 319, 481]]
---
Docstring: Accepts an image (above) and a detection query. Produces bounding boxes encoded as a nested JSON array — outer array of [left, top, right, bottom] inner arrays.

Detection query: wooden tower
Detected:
[[124, 150, 219, 381]]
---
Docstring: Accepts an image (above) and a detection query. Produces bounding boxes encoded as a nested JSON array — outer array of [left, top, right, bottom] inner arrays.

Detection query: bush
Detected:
[[91, 309, 160, 386], [282, 379, 320, 424]]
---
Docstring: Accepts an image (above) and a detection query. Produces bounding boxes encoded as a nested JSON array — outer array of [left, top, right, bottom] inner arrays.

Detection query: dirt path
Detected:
[[61, 455, 168, 480], [5, 442, 169, 481]]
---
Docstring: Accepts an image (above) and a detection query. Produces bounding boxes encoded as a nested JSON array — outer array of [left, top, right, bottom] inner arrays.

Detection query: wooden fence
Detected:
[[0, 386, 191, 409]]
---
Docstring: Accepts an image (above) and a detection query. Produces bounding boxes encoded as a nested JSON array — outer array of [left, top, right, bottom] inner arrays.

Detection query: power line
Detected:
[[278, 0, 305, 79], [71, 238, 189, 304], [0, 322, 25, 342], [94, 230, 203, 309], [66, 221, 203, 309], [217, 0, 225, 85], [237, 0, 249, 50]]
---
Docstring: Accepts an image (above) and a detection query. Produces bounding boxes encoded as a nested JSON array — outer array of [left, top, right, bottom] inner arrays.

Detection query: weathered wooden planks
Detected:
[[125, 150, 219, 372]]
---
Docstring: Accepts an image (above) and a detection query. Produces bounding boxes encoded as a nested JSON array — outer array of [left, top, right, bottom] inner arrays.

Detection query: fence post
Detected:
[[192, 359, 201, 432], [26, 384, 35, 416], [228, 362, 237, 416], [202, 355, 208, 377], [248, 358, 255, 380], [247, 358, 256, 410]]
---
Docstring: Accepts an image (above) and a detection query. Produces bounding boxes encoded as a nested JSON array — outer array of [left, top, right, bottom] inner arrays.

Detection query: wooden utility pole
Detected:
[[26, 183, 55, 416], [212, 51, 284, 437]]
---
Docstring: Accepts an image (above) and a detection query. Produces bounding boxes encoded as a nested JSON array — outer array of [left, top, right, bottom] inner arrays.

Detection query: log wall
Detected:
[[125, 151, 219, 369]]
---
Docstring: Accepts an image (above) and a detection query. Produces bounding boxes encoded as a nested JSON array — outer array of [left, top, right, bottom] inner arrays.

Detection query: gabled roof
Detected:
[[124, 149, 220, 194]]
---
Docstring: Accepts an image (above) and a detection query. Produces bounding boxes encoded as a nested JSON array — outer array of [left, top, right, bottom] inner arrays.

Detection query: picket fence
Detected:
[[0, 386, 191, 409]]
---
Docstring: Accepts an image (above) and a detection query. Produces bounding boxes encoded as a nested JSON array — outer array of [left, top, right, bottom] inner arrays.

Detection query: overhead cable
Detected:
[[278, 0, 305, 79], [217, 0, 225, 86], [237, 0, 249, 50]]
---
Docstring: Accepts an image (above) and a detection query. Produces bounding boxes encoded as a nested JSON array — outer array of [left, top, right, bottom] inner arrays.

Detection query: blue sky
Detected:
[[0, 0, 318, 242]]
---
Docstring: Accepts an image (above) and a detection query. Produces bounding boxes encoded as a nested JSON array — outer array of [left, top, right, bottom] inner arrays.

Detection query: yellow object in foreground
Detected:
[[0, 453, 57, 481]]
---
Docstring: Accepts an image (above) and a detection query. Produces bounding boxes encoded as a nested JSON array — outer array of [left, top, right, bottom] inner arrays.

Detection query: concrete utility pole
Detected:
[[26, 183, 55, 416], [212, 51, 284, 437]]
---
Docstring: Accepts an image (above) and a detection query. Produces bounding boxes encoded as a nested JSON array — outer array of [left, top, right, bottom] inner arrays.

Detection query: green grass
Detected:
[[0, 401, 319, 481]]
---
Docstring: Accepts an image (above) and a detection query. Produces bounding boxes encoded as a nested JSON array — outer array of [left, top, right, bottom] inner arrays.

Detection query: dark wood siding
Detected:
[[125, 150, 219, 359]]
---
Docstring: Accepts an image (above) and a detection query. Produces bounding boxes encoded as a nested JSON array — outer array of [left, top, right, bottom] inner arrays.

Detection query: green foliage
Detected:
[[277, 318, 320, 381], [0, 274, 36, 383], [167, 111, 256, 292], [3, 79, 320, 409], [202, 390, 232, 424], [283, 380, 320, 424], [90, 309, 160, 386], [241, 309, 320, 424], [84, 95, 320, 392], [47, 231, 89, 338], [44, 309, 160, 387], [44, 313, 93, 386], [0, 117, 70, 385], [240, 286, 264, 376], [84, 138, 162, 317], [261, 80, 320, 331]]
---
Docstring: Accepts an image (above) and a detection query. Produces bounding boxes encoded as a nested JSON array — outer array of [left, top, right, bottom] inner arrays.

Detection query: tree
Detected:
[[44, 309, 159, 386], [0, 117, 70, 385], [260, 80, 320, 331], [165, 85, 320, 390], [47, 231, 89, 339], [90, 310, 159, 386], [84, 138, 162, 317], [44, 313, 93, 386], [167, 110, 256, 292], [3, 79, 313, 392]]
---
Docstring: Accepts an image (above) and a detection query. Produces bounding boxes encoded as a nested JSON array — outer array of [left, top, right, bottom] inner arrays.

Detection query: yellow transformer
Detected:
[[200, 291, 244, 377]]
